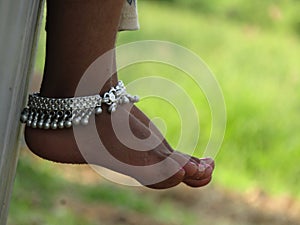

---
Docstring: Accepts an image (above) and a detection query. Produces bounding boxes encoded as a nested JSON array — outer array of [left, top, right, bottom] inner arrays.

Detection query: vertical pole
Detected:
[[0, 0, 44, 224]]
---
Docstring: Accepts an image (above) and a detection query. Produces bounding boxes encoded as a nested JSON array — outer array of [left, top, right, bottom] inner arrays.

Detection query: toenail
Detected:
[[203, 157, 214, 165], [198, 164, 206, 172]]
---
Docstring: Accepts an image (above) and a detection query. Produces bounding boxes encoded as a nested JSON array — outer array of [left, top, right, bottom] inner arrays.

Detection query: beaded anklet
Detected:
[[20, 81, 139, 129]]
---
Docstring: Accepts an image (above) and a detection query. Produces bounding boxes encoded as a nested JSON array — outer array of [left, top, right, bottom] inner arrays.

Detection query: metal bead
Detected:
[[38, 120, 44, 129], [108, 104, 117, 113], [58, 121, 65, 129], [31, 121, 37, 128], [95, 107, 102, 115], [132, 95, 139, 102], [64, 120, 72, 128], [123, 96, 129, 104], [51, 122, 58, 129], [73, 117, 80, 125], [81, 117, 89, 126], [43, 123, 50, 129], [20, 114, 28, 123], [116, 90, 122, 96], [26, 120, 32, 127]]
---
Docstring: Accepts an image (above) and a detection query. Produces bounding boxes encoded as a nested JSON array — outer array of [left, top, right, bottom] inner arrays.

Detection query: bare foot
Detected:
[[24, 97, 214, 189], [24, 0, 215, 189]]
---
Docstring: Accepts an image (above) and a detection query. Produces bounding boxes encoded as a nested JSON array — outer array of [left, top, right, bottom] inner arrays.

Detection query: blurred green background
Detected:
[[8, 0, 300, 224]]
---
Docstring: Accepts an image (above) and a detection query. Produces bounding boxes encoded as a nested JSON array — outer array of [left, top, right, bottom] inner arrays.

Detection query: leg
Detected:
[[40, 0, 121, 97], [24, 0, 214, 189]]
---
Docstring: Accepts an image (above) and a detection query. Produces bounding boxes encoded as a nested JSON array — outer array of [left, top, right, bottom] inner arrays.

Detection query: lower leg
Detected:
[[41, 0, 121, 97], [25, 0, 214, 189]]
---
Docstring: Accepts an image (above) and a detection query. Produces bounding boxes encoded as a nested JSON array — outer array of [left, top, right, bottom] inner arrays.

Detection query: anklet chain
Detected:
[[20, 81, 139, 129]]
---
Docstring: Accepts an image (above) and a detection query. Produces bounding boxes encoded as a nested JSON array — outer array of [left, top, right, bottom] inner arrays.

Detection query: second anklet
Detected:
[[20, 81, 139, 129]]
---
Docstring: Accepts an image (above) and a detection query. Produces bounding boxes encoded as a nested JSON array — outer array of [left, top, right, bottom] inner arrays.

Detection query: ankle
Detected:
[[39, 73, 119, 98]]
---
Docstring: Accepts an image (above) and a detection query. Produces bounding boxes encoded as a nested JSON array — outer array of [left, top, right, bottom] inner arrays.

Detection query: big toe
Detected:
[[146, 168, 185, 189], [184, 175, 212, 188]]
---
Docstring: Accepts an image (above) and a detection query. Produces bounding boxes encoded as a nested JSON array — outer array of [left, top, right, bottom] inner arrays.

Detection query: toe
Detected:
[[146, 168, 185, 189], [189, 156, 215, 171], [201, 157, 215, 169], [203, 164, 214, 178], [184, 176, 212, 188], [184, 156, 215, 180], [171, 152, 198, 178], [193, 163, 206, 179], [186, 163, 213, 181], [137, 156, 186, 189]]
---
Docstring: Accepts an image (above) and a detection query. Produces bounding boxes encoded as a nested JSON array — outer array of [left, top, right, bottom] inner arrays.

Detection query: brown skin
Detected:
[[24, 0, 214, 189]]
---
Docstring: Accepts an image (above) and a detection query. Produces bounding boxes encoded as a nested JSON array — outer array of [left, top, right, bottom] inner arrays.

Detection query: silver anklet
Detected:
[[20, 81, 139, 129]]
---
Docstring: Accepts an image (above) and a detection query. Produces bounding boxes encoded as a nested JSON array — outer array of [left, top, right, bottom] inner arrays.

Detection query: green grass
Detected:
[[8, 153, 198, 225], [118, 2, 300, 197], [10, 1, 300, 224], [32, 0, 300, 198]]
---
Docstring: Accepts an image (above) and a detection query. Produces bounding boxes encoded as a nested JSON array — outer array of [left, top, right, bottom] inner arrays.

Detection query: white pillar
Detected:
[[0, 0, 44, 224]]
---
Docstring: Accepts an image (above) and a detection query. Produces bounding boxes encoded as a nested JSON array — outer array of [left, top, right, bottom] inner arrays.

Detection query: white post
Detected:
[[0, 0, 44, 224]]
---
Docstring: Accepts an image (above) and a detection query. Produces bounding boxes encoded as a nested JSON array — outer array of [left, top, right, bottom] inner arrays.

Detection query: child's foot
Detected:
[[24, 91, 214, 189], [26, 0, 215, 189]]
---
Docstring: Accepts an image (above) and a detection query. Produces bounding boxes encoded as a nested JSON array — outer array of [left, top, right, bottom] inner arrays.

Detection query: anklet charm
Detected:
[[20, 81, 139, 129]]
